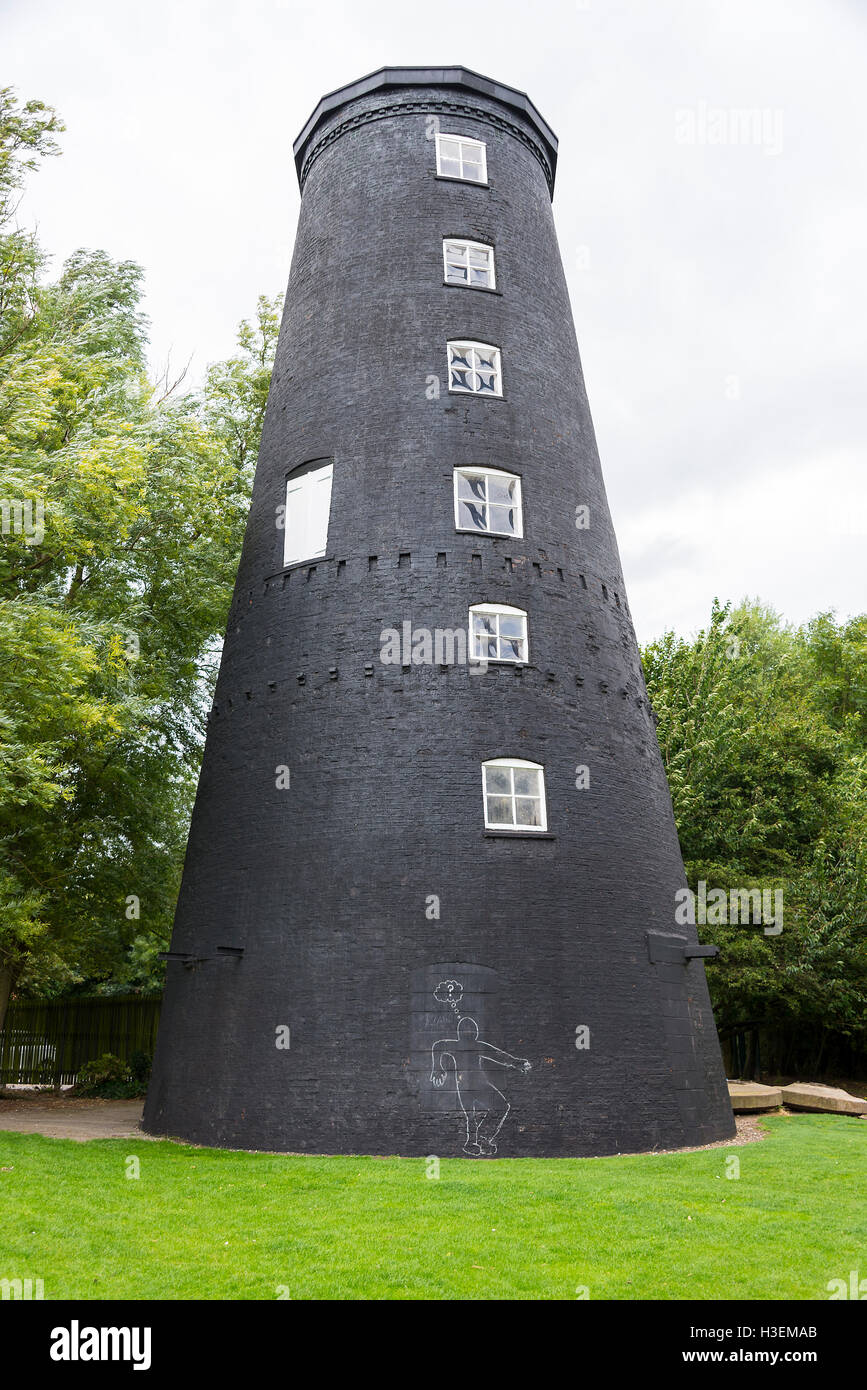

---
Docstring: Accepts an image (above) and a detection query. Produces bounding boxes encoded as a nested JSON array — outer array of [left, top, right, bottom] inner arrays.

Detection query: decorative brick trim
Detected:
[[299, 98, 555, 196]]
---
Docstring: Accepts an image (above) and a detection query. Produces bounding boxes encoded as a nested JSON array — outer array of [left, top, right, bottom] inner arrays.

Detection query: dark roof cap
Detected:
[[293, 65, 558, 191]]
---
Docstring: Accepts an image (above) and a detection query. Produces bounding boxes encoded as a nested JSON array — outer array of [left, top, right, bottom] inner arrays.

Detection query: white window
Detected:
[[283, 460, 333, 567], [454, 466, 522, 537], [482, 759, 547, 831], [470, 604, 528, 664], [435, 133, 487, 184], [447, 341, 502, 397], [443, 238, 496, 289]]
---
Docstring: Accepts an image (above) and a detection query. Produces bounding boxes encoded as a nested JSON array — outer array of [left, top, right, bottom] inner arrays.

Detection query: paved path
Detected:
[[0, 1097, 144, 1140]]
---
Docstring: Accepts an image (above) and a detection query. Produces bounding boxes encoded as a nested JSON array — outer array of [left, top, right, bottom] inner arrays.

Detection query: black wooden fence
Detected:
[[0, 995, 162, 1087]]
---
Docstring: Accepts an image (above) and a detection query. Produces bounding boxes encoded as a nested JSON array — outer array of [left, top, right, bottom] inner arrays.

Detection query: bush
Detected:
[[128, 1050, 152, 1086], [75, 1053, 146, 1098]]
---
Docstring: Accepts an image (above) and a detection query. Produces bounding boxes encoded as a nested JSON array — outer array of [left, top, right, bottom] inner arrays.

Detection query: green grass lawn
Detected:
[[0, 1114, 864, 1299]]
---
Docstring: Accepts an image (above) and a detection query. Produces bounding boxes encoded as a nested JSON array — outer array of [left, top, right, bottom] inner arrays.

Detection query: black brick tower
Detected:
[[143, 68, 735, 1156]]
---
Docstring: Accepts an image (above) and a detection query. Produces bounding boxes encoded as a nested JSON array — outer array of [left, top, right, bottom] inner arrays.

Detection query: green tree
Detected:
[[203, 293, 281, 475], [643, 601, 867, 1070], [0, 90, 276, 1027]]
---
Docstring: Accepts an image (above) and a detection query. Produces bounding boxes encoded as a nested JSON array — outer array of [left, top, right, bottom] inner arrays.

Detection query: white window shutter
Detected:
[[284, 463, 332, 566], [306, 464, 333, 558]]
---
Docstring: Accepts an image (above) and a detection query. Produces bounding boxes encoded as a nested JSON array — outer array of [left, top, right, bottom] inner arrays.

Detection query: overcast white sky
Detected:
[[5, 0, 865, 641]]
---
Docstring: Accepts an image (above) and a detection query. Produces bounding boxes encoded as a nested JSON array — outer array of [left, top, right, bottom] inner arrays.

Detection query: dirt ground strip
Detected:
[[0, 1095, 145, 1140], [0, 1093, 773, 1150]]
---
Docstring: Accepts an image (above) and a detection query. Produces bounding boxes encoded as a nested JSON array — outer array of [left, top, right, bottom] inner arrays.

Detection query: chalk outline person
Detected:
[[430, 1013, 531, 1155]]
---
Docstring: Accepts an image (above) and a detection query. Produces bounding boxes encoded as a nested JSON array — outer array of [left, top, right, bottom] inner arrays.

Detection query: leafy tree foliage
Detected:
[[643, 602, 867, 1069], [0, 90, 277, 1023]]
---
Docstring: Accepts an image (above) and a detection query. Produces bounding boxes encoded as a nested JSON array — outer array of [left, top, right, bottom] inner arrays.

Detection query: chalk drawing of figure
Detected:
[[430, 1001, 532, 1157]]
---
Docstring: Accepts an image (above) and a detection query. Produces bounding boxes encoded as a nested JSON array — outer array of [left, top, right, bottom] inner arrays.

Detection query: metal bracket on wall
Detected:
[[645, 932, 720, 965], [158, 947, 245, 970]]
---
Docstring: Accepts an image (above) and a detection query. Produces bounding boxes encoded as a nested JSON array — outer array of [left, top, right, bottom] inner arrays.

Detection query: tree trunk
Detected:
[[0, 963, 15, 1039], [813, 1028, 827, 1079]]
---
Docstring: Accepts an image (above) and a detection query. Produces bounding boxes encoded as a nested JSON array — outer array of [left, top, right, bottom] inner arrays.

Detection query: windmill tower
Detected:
[[143, 67, 735, 1156]]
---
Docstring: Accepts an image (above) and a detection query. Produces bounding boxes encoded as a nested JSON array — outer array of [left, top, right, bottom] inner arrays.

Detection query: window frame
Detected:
[[446, 340, 503, 398], [282, 458, 333, 568], [469, 603, 529, 665], [481, 758, 547, 833], [442, 237, 496, 291], [435, 132, 488, 185], [453, 466, 523, 538]]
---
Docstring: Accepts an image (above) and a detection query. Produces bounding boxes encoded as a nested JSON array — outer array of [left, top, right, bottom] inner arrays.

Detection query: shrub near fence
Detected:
[[0, 995, 162, 1086]]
